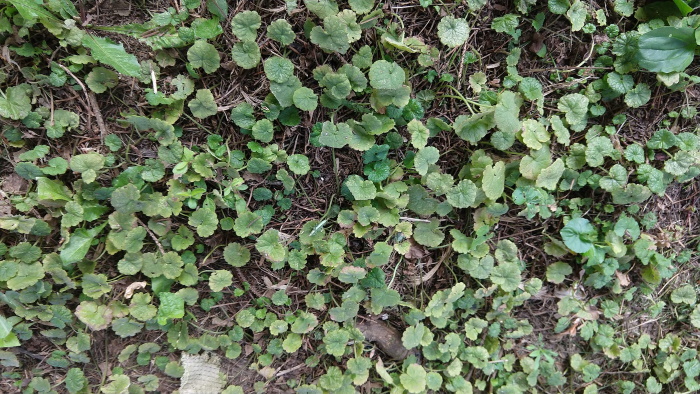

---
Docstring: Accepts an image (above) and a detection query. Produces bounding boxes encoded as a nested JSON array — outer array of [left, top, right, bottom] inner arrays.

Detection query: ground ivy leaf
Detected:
[[319, 121, 352, 148], [231, 41, 261, 69], [187, 40, 220, 73], [209, 270, 233, 292], [536, 158, 565, 190], [546, 262, 572, 284], [446, 179, 478, 208], [560, 217, 597, 253], [231, 10, 261, 42], [292, 87, 318, 111], [86, 67, 119, 93], [188, 206, 218, 237], [624, 83, 651, 108], [495, 91, 522, 135], [370, 287, 401, 314], [156, 292, 185, 325], [558, 93, 589, 131], [75, 301, 113, 330], [188, 89, 218, 119], [414, 146, 439, 176], [369, 60, 405, 90], [256, 229, 288, 262], [346, 175, 377, 200], [482, 161, 505, 200], [400, 364, 427, 394], [413, 220, 445, 247], [437, 16, 470, 48], [310, 15, 351, 54], [267, 19, 296, 45], [671, 284, 696, 305], [407, 119, 429, 149], [491, 262, 521, 292]]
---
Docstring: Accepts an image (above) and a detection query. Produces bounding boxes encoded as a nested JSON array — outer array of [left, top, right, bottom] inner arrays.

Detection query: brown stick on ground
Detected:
[[53, 62, 108, 142], [356, 318, 412, 360]]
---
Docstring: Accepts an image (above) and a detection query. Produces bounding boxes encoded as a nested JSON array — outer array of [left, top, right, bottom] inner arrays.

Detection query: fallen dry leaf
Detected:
[[124, 281, 147, 299], [615, 270, 630, 287]]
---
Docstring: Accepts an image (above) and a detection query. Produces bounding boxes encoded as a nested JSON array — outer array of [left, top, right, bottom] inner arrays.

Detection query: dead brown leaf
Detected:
[[124, 281, 147, 299]]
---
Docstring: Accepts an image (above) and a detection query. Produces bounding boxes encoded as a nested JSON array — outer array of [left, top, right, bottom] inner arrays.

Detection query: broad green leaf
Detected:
[[85, 67, 119, 93], [407, 119, 429, 149], [129, 293, 157, 321], [231, 102, 256, 129], [231, 10, 261, 41], [111, 184, 142, 214], [437, 16, 470, 47], [101, 375, 130, 394], [256, 229, 288, 262], [70, 153, 105, 184], [188, 206, 218, 237], [370, 287, 401, 314], [209, 270, 233, 292], [558, 93, 589, 131], [231, 41, 261, 69], [400, 364, 427, 394], [491, 262, 521, 291], [82, 35, 141, 77], [293, 87, 318, 111], [414, 220, 445, 247], [319, 121, 352, 148], [402, 323, 426, 349], [494, 91, 521, 135], [637, 27, 696, 73], [75, 301, 112, 330], [566, 0, 587, 31], [367, 242, 393, 266], [188, 89, 218, 119], [536, 158, 565, 190], [207, 0, 228, 18], [346, 175, 376, 200], [546, 262, 572, 284], [671, 284, 696, 305], [223, 242, 251, 268], [611, 183, 652, 204], [323, 329, 350, 357], [287, 154, 310, 175], [64, 368, 87, 393], [267, 19, 296, 45], [521, 119, 549, 150], [264, 56, 295, 83], [482, 161, 505, 200], [82, 273, 112, 298], [349, 0, 374, 13], [560, 217, 596, 253], [446, 179, 478, 208], [187, 40, 220, 73], [37, 177, 72, 202], [453, 112, 492, 144], [61, 228, 96, 265], [252, 119, 274, 142], [605, 72, 634, 94], [599, 164, 628, 191], [156, 292, 185, 325], [369, 60, 405, 90], [585, 136, 614, 167], [233, 211, 263, 238], [624, 84, 651, 108], [414, 146, 440, 176], [310, 15, 351, 54], [0, 85, 31, 120]]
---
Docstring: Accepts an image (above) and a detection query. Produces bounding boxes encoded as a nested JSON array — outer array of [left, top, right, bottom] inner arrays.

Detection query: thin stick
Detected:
[[54, 62, 108, 142]]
